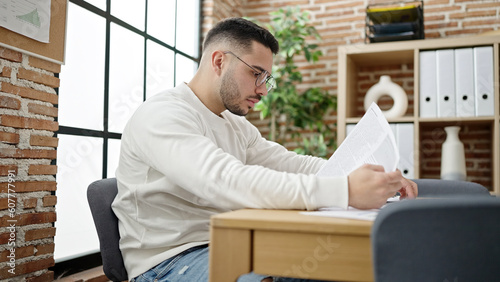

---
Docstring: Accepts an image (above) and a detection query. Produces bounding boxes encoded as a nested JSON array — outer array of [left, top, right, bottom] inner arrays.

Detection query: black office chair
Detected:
[[412, 178, 490, 197], [372, 196, 500, 282], [87, 178, 128, 281]]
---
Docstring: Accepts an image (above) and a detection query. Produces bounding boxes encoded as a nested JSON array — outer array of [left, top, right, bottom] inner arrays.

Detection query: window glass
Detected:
[[146, 40, 175, 98], [175, 53, 198, 86], [54, 135, 103, 261], [107, 138, 121, 178], [176, 0, 200, 57], [147, 0, 175, 45], [108, 23, 144, 133], [59, 3, 105, 130], [55, 0, 201, 264], [111, 0, 145, 30]]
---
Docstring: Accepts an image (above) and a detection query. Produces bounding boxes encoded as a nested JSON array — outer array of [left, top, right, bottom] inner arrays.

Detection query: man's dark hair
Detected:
[[203, 17, 279, 55]]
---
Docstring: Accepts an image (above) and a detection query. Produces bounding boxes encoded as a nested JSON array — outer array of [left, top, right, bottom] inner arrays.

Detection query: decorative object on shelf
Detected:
[[365, 0, 424, 43], [441, 126, 467, 181], [364, 75, 408, 118]]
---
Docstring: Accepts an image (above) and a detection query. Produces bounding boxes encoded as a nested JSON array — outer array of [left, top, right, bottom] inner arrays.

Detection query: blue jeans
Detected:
[[131, 245, 330, 282]]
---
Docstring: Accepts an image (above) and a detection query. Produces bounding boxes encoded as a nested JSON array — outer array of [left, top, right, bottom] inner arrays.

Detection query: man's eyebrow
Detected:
[[252, 65, 267, 73]]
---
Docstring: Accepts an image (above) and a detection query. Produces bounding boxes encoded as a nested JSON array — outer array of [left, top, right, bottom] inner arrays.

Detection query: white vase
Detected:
[[364, 75, 408, 118], [441, 126, 466, 181]]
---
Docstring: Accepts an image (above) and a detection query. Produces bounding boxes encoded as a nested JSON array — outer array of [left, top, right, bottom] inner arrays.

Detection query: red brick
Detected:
[[426, 5, 461, 14], [0, 257, 54, 279], [0, 66, 12, 78], [326, 15, 365, 25], [449, 10, 497, 20], [0, 181, 57, 193], [28, 103, 58, 117], [468, 2, 500, 9], [17, 68, 60, 88], [463, 19, 500, 28], [0, 148, 57, 159], [25, 271, 54, 282], [0, 212, 56, 227], [425, 0, 451, 4], [28, 164, 57, 175], [35, 243, 55, 256], [0, 245, 35, 262], [0, 232, 10, 245], [24, 227, 56, 241], [23, 198, 38, 209], [0, 95, 21, 110], [30, 135, 58, 147], [0, 198, 16, 210], [0, 131, 20, 144], [426, 22, 459, 30], [28, 57, 61, 74], [0, 165, 17, 176], [0, 47, 22, 62], [424, 15, 446, 22], [0, 82, 58, 105], [0, 115, 58, 131], [323, 0, 363, 9], [445, 28, 494, 36], [42, 195, 57, 207]]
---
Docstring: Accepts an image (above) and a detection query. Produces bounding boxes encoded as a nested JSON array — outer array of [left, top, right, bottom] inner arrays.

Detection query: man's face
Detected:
[[218, 42, 273, 116]]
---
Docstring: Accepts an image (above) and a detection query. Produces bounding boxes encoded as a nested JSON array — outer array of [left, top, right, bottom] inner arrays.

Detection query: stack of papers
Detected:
[[302, 196, 400, 221], [302, 206, 381, 221]]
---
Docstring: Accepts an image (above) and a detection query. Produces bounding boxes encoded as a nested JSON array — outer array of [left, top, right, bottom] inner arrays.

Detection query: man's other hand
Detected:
[[398, 177, 418, 199], [347, 164, 403, 209]]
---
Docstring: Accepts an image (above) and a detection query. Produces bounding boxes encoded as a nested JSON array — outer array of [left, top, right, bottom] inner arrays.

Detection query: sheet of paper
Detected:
[[316, 102, 399, 177], [0, 0, 52, 43], [305, 103, 400, 219], [301, 206, 382, 221]]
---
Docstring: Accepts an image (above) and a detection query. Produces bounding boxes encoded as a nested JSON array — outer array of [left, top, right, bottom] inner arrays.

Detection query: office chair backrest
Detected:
[[412, 178, 490, 197], [372, 197, 500, 282], [87, 178, 128, 281]]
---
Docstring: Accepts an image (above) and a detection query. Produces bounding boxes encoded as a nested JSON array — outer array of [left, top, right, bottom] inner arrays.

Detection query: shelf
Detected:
[[418, 116, 495, 125], [337, 35, 500, 193], [347, 49, 414, 66]]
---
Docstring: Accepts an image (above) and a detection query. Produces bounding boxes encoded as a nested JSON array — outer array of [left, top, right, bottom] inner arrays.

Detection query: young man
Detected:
[[113, 17, 417, 282]]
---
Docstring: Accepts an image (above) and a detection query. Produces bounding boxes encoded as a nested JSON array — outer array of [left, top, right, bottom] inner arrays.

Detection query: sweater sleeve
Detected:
[[124, 98, 348, 211], [241, 120, 327, 174]]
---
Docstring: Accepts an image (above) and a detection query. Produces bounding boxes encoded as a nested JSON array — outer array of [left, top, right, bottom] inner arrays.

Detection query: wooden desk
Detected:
[[209, 209, 373, 282]]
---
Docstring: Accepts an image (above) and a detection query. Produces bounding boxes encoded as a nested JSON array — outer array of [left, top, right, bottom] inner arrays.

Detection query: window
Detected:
[[55, 0, 200, 262]]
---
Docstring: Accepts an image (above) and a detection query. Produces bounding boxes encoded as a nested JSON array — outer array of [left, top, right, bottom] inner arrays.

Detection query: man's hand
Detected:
[[347, 164, 404, 209], [398, 177, 418, 199]]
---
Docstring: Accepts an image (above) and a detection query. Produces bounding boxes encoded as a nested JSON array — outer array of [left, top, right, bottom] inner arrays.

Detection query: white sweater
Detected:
[[112, 83, 348, 278]]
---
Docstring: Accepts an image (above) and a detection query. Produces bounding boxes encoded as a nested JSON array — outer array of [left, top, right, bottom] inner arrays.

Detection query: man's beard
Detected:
[[220, 71, 248, 116]]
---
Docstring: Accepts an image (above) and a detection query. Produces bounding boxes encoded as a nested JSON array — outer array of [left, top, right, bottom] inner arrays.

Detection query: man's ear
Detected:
[[211, 50, 224, 76]]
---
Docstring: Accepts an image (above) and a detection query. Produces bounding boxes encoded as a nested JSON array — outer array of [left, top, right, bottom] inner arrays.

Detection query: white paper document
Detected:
[[0, 0, 52, 43], [316, 102, 400, 178], [301, 206, 381, 221], [306, 103, 400, 220]]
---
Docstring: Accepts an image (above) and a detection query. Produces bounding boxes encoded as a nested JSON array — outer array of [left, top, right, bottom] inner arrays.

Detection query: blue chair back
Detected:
[[87, 178, 128, 281], [372, 196, 500, 281]]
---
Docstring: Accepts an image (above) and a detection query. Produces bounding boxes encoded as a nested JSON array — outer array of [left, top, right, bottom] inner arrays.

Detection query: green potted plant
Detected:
[[253, 7, 337, 158]]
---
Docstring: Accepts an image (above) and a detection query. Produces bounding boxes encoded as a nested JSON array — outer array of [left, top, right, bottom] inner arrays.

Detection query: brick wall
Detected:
[[201, 0, 246, 47], [0, 47, 59, 281]]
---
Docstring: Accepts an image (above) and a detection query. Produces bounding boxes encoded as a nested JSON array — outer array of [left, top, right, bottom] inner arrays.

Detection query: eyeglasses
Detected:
[[223, 51, 275, 92]]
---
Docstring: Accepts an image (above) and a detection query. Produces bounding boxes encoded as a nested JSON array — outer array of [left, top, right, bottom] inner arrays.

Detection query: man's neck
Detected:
[[186, 79, 225, 117]]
